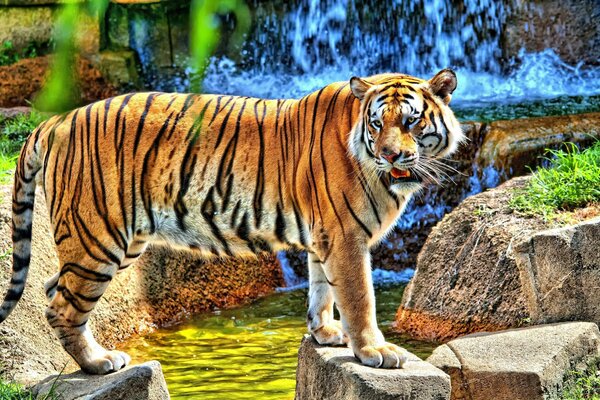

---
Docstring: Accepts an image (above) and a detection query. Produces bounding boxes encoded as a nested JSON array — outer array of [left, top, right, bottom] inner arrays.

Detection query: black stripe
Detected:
[[342, 193, 372, 238], [252, 100, 267, 228], [12, 201, 33, 214], [57, 286, 93, 313], [132, 93, 159, 155], [60, 262, 113, 282], [201, 187, 233, 256], [213, 97, 238, 149], [275, 203, 287, 243], [230, 200, 241, 228], [292, 203, 307, 246], [12, 253, 30, 272], [4, 288, 22, 302]]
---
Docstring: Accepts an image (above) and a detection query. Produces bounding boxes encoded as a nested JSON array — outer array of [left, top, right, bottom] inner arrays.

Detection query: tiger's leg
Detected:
[[324, 239, 407, 368], [118, 239, 148, 272], [307, 253, 348, 345], [45, 254, 130, 374], [44, 272, 59, 300]]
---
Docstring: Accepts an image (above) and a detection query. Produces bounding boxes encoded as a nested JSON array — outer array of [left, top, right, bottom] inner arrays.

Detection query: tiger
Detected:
[[0, 69, 463, 374]]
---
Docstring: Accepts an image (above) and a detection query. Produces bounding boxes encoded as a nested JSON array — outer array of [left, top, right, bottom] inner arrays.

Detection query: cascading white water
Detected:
[[200, 0, 600, 104]]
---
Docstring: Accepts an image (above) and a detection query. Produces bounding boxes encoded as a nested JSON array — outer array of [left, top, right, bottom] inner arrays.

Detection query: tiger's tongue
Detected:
[[390, 168, 410, 179]]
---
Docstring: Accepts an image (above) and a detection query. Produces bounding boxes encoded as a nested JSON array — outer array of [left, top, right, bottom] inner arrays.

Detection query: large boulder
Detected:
[[0, 184, 284, 383], [32, 361, 169, 400], [295, 336, 450, 400], [427, 322, 600, 400], [394, 174, 600, 341], [504, 0, 600, 67]]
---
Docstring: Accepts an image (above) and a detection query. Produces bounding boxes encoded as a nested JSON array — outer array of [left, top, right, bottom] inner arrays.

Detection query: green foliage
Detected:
[[189, 0, 250, 92], [0, 111, 45, 154], [0, 40, 52, 67], [562, 361, 600, 400], [0, 379, 59, 400], [0, 380, 33, 400], [509, 141, 600, 220], [0, 111, 46, 183]]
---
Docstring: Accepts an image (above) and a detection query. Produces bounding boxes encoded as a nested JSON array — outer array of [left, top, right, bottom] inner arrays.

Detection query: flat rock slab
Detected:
[[296, 336, 450, 400], [427, 322, 600, 400], [32, 361, 170, 400]]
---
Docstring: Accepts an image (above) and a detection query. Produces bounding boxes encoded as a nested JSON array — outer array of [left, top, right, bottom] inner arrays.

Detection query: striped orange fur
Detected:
[[1, 69, 463, 373]]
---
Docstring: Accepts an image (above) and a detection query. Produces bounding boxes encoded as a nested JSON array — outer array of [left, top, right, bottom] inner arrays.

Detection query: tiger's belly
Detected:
[[149, 201, 304, 259]]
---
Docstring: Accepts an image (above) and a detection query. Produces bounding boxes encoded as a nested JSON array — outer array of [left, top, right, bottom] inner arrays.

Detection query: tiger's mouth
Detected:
[[389, 167, 422, 185]]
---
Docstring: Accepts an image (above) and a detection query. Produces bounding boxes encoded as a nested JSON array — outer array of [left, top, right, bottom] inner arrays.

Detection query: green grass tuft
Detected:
[[562, 361, 600, 400], [0, 380, 37, 400], [509, 140, 600, 220]]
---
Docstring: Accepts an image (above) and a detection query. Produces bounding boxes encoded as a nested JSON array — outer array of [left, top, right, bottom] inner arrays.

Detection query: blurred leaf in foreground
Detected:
[[35, 0, 109, 112], [189, 0, 250, 92]]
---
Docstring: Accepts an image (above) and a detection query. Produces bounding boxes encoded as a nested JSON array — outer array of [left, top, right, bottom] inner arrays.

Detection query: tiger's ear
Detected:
[[429, 69, 457, 105], [350, 77, 372, 100]]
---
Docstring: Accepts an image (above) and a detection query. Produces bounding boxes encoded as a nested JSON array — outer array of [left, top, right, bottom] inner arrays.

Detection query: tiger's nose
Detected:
[[381, 150, 400, 163], [381, 147, 415, 163]]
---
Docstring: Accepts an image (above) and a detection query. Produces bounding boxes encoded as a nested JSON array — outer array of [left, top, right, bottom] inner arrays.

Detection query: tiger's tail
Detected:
[[0, 127, 43, 323]]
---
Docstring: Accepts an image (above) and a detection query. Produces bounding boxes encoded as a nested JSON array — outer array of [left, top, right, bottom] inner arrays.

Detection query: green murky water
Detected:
[[455, 94, 600, 122], [120, 284, 435, 399]]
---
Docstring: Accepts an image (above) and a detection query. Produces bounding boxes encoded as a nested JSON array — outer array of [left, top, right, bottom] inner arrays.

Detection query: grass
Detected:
[[0, 111, 46, 183], [0, 379, 60, 400], [509, 140, 600, 221], [562, 361, 600, 400]]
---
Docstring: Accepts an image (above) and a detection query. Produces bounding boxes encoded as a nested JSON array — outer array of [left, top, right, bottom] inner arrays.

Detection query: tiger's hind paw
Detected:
[[311, 320, 349, 346], [81, 350, 131, 375]]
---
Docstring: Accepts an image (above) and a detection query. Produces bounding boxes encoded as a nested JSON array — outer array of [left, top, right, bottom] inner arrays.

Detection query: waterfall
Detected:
[[200, 0, 600, 103]]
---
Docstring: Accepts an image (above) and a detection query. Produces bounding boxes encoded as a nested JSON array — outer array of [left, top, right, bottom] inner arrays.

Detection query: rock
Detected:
[[295, 336, 450, 400], [504, 0, 600, 67], [427, 322, 600, 400], [394, 174, 600, 342], [0, 4, 100, 54], [92, 50, 141, 89], [0, 6, 56, 51], [32, 361, 169, 400], [107, 4, 131, 49], [74, 10, 101, 55], [0, 106, 32, 119], [514, 217, 600, 325], [476, 113, 600, 182]]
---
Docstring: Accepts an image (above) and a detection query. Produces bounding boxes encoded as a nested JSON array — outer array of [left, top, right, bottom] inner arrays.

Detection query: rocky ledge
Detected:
[[428, 322, 600, 400], [32, 361, 169, 400], [295, 336, 451, 400], [394, 174, 600, 342]]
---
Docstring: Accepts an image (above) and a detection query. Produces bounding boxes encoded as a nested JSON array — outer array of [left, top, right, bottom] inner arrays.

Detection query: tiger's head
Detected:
[[349, 69, 464, 194]]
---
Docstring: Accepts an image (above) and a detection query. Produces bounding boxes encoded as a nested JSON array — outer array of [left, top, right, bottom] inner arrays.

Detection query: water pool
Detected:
[[120, 284, 435, 399]]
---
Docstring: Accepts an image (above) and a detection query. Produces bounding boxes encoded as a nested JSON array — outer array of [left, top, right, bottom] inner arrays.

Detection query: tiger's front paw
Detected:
[[80, 350, 132, 375], [354, 342, 408, 368], [310, 320, 349, 346]]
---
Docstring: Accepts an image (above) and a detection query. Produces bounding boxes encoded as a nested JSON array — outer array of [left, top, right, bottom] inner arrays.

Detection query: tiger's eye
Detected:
[[370, 120, 382, 130], [407, 117, 416, 124]]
